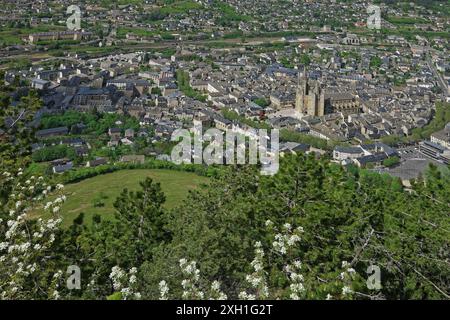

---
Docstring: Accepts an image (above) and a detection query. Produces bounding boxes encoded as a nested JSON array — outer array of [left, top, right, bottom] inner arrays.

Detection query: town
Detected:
[[0, 0, 449, 302], [1, 0, 449, 186]]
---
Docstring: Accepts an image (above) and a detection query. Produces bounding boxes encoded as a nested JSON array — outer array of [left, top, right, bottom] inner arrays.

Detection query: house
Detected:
[[72, 87, 112, 110], [31, 78, 51, 90], [74, 145, 89, 157], [359, 142, 394, 155], [86, 157, 108, 167], [127, 99, 146, 118], [121, 137, 134, 146], [52, 162, 74, 174], [193, 116, 213, 131], [4, 73, 16, 86], [270, 93, 295, 109], [28, 31, 92, 44], [280, 142, 310, 155], [51, 158, 70, 166], [108, 137, 120, 147], [61, 137, 85, 147], [154, 124, 174, 138], [342, 34, 360, 45], [107, 79, 150, 96], [354, 153, 387, 168], [125, 128, 135, 138], [333, 146, 365, 161], [214, 117, 232, 131], [430, 123, 450, 149], [137, 128, 150, 138], [162, 82, 178, 96], [108, 128, 121, 139], [155, 96, 168, 108], [36, 127, 69, 139], [269, 117, 302, 129], [120, 155, 145, 164]]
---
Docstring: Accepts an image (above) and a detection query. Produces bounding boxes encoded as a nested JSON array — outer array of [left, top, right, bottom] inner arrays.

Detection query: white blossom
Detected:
[[342, 286, 352, 295], [159, 280, 169, 300]]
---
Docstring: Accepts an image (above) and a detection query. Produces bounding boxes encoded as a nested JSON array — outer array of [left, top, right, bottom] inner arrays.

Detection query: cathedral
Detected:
[[295, 68, 361, 117], [295, 68, 325, 116]]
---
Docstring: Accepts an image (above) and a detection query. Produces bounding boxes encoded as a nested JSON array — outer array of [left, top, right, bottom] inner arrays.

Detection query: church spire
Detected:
[[301, 65, 308, 95]]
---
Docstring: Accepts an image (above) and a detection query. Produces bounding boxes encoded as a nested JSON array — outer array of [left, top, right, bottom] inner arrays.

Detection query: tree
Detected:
[[370, 56, 382, 69], [300, 53, 311, 66], [253, 97, 269, 107], [139, 154, 450, 299], [74, 178, 171, 297], [112, 177, 169, 265], [383, 156, 400, 167]]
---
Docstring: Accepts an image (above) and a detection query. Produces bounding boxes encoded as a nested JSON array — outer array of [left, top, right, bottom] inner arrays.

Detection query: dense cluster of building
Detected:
[[1, 0, 449, 182]]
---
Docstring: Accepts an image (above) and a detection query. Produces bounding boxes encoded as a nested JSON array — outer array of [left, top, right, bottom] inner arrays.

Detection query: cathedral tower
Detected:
[[295, 67, 325, 117]]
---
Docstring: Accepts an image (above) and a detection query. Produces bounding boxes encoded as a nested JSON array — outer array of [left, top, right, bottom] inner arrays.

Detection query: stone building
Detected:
[[295, 68, 361, 116]]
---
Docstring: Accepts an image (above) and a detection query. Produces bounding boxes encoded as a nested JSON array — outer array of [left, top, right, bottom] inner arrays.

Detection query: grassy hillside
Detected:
[[31, 169, 209, 227]]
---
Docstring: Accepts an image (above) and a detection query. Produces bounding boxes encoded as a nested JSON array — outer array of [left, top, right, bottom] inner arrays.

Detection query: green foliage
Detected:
[[253, 98, 269, 108], [383, 156, 400, 167], [386, 16, 429, 25], [280, 57, 295, 69], [32, 169, 212, 228], [176, 70, 207, 102], [3, 148, 450, 299], [139, 154, 450, 299], [159, 0, 203, 14], [0, 89, 43, 187], [2, 72, 450, 300], [40, 110, 97, 130], [411, 102, 450, 139], [221, 108, 270, 129], [214, 0, 252, 26], [55, 159, 218, 186], [32, 145, 76, 162], [70, 177, 171, 296], [151, 87, 162, 95], [279, 129, 333, 150], [299, 53, 311, 66], [40, 110, 140, 136], [107, 292, 123, 300], [92, 192, 108, 208], [370, 56, 382, 69]]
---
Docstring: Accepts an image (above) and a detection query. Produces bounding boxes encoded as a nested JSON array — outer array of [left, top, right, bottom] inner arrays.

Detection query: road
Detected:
[[426, 53, 448, 101], [0, 35, 288, 69]]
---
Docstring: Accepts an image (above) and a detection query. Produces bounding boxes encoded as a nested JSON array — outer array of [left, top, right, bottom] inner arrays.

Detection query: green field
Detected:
[[386, 16, 429, 25], [32, 169, 209, 227]]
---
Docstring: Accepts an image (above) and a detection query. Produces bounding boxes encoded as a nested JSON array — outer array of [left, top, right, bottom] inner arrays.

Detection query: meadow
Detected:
[[31, 169, 209, 227]]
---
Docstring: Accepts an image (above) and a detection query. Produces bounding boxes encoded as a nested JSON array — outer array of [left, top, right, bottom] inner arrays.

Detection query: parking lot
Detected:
[[397, 146, 427, 161]]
